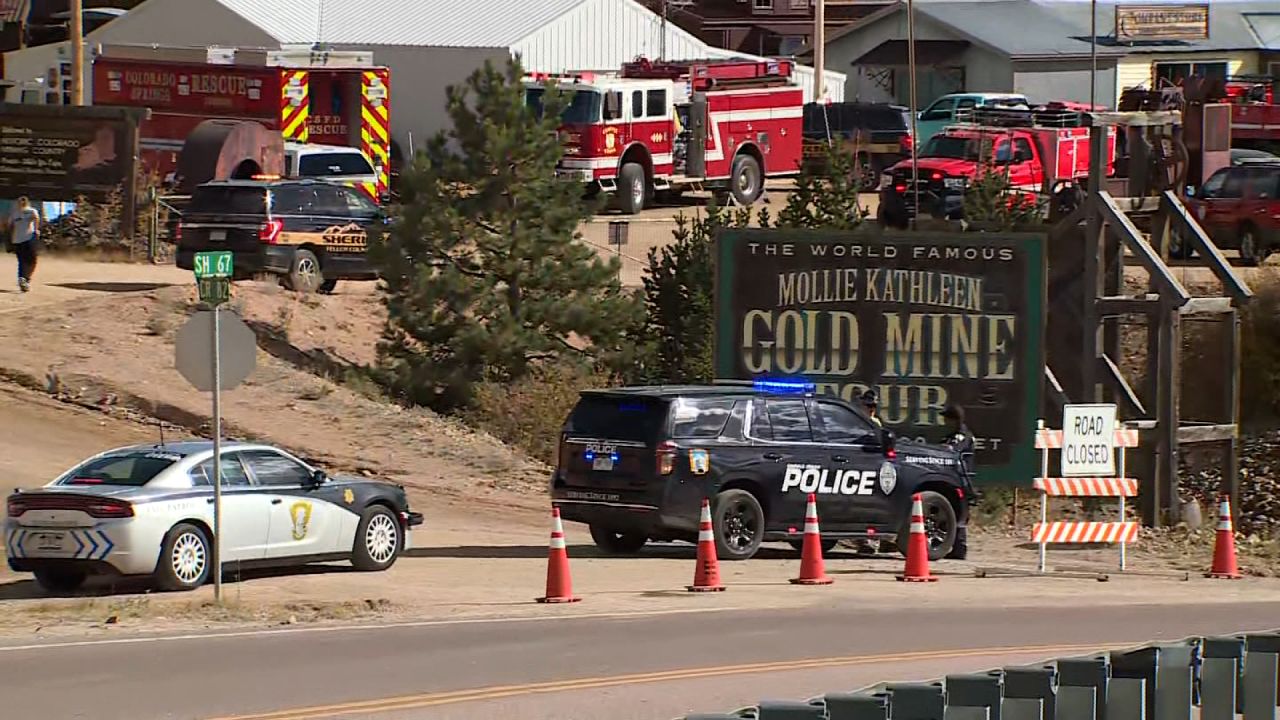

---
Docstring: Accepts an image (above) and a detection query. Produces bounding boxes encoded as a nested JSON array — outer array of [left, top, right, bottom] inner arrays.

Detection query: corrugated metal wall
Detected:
[[512, 0, 844, 102]]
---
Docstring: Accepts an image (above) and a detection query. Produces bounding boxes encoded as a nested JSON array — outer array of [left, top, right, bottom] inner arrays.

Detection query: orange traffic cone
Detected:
[[791, 493, 833, 585], [897, 493, 938, 583], [537, 507, 581, 603], [1206, 496, 1242, 580], [687, 498, 726, 592]]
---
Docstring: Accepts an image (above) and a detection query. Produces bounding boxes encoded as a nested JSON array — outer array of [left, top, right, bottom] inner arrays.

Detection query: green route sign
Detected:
[[193, 251, 233, 280], [197, 277, 231, 307]]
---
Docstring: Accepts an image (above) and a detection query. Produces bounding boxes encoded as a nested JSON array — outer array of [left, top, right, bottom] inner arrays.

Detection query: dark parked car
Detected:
[[802, 102, 912, 186]]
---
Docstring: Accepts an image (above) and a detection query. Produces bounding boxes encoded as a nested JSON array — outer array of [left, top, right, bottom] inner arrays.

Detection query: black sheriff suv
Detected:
[[550, 380, 975, 562]]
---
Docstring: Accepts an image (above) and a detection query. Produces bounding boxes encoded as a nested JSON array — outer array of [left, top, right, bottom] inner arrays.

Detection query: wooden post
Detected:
[[121, 119, 140, 249], [813, 0, 825, 102], [69, 0, 84, 105], [1224, 307, 1241, 526], [1082, 127, 1108, 403], [1154, 301, 1181, 526]]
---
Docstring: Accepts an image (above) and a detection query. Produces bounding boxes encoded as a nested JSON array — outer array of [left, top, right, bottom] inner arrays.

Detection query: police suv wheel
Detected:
[[589, 525, 648, 554], [286, 249, 324, 293], [896, 491, 957, 562], [155, 522, 211, 592], [352, 505, 401, 571], [713, 489, 765, 560]]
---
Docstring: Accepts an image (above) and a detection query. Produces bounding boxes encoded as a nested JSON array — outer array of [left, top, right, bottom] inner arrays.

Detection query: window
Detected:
[[57, 450, 182, 487], [919, 98, 956, 122], [766, 399, 813, 442], [632, 90, 644, 118], [646, 89, 667, 118], [994, 140, 1013, 164], [1200, 168, 1229, 198], [312, 185, 349, 216], [1012, 138, 1034, 163], [1220, 170, 1246, 199], [565, 395, 668, 443], [817, 402, 875, 445], [342, 188, 380, 215], [525, 87, 603, 124], [749, 399, 774, 440], [778, 36, 808, 56], [191, 453, 252, 487], [1155, 62, 1228, 86], [271, 186, 318, 214], [189, 186, 267, 215], [670, 397, 736, 439], [753, 0, 773, 8], [789, 0, 809, 8], [240, 450, 313, 486], [296, 152, 374, 178], [1243, 169, 1279, 199]]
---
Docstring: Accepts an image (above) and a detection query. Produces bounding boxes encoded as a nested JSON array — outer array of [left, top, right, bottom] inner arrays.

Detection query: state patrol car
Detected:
[[550, 380, 974, 561], [5, 441, 423, 593]]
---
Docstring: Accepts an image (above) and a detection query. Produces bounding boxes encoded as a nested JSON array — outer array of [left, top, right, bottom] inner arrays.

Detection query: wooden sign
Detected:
[[1115, 4, 1209, 42]]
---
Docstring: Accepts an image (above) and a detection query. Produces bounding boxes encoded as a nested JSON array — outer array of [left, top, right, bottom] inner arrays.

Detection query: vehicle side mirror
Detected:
[[880, 428, 896, 456], [309, 469, 327, 486], [604, 92, 621, 120]]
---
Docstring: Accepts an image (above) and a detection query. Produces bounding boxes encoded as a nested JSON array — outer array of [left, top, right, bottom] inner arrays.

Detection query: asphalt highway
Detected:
[[1, 602, 1276, 720]]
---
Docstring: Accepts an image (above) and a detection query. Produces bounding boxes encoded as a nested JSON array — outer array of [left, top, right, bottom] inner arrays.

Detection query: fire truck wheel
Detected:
[[730, 154, 763, 206], [286, 249, 324, 294], [617, 162, 648, 214]]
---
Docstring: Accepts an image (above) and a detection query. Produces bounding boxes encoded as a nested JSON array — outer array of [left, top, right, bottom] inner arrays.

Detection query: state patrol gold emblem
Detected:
[[343, 488, 355, 505]]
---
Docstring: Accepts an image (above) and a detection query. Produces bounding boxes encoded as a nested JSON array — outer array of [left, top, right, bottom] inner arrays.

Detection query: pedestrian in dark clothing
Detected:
[[9, 197, 41, 292], [940, 403, 973, 560], [860, 389, 882, 426]]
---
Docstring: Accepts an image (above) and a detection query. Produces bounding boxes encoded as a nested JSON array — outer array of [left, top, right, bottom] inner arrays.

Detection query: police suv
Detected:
[[551, 380, 974, 561]]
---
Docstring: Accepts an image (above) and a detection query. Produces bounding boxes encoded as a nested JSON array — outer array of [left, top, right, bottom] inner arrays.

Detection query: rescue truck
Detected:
[[90, 44, 391, 200], [878, 104, 1116, 225], [1223, 75, 1280, 153], [526, 57, 804, 214]]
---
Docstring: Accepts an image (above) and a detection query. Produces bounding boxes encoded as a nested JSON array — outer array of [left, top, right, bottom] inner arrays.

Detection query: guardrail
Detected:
[[679, 629, 1280, 720]]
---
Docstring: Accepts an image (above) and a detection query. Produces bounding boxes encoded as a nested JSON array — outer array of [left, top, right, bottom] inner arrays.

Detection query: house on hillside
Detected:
[[639, 0, 888, 57]]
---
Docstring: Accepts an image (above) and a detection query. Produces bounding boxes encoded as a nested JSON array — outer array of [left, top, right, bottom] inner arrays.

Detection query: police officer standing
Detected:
[[860, 390, 882, 426], [940, 404, 972, 560]]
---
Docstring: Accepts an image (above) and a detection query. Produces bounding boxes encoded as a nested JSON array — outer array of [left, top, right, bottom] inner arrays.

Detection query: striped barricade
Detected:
[[1032, 421, 1140, 572]]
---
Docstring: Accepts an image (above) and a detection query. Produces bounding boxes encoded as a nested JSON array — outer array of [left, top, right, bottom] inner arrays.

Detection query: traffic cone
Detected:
[[1206, 496, 1242, 580], [897, 493, 938, 583], [791, 493, 833, 585], [536, 507, 581, 603], [687, 498, 726, 592]]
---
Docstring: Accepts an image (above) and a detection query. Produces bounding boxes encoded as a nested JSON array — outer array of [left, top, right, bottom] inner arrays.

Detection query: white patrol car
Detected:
[[4, 441, 423, 593]]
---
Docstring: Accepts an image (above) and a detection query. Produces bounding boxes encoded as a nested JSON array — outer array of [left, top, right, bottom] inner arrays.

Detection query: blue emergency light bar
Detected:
[[752, 378, 816, 395]]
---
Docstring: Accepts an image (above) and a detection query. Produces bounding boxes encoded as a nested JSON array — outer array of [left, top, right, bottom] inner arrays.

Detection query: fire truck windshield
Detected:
[[525, 87, 602, 124], [920, 135, 983, 161]]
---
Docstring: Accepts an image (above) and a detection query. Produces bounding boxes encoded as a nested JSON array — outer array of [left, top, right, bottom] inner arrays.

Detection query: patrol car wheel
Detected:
[[896, 491, 956, 562], [155, 523, 211, 592], [33, 568, 87, 593], [352, 505, 401, 571], [286, 249, 324, 293], [589, 525, 648, 554], [713, 489, 765, 560]]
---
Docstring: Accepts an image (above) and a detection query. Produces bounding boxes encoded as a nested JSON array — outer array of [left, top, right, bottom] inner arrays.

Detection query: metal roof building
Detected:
[[4, 0, 845, 151]]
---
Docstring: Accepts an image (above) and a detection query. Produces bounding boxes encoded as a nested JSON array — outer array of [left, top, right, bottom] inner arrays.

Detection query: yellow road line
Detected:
[[208, 641, 1120, 720]]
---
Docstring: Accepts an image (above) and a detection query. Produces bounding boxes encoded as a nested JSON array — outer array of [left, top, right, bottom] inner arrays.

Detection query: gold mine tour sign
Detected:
[[714, 229, 1047, 485]]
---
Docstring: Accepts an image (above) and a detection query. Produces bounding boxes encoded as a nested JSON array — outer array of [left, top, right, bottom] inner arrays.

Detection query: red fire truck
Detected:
[[526, 57, 803, 214], [1223, 76, 1280, 152], [878, 105, 1116, 225], [91, 44, 391, 198]]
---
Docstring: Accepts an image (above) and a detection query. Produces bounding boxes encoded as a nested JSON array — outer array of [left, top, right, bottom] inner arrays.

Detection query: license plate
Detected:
[[592, 456, 614, 472], [29, 531, 68, 552], [208, 229, 227, 241]]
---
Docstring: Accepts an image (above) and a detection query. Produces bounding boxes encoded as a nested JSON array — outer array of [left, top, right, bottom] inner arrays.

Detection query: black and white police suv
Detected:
[[5, 441, 424, 593], [550, 380, 974, 561]]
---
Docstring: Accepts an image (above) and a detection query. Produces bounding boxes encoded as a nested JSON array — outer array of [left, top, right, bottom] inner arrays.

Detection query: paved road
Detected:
[[1, 602, 1275, 720]]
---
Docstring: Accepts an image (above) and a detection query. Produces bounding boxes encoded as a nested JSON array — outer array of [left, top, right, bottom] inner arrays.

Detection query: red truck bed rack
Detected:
[[620, 57, 794, 90]]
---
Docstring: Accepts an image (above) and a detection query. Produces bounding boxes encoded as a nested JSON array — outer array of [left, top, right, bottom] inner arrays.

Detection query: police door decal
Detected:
[[782, 464, 883, 495]]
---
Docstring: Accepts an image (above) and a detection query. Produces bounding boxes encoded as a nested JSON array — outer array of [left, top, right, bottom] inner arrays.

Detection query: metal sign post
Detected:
[[193, 251, 231, 602], [608, 221, 629, 284]]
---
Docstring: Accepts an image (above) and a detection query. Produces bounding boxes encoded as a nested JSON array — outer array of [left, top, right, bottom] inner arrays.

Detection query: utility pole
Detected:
[[660, 0, 667, 61], [907, 0, 920, 228], [69, 0, 84, 105], [1090, 0, 1098, 109], [813, 0, 826, 101]]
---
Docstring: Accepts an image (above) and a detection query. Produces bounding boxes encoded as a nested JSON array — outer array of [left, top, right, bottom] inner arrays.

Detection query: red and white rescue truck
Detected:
[[879, 104, 1116, 225], [91, 44, 392, 200], [525, 57, 804, 214]]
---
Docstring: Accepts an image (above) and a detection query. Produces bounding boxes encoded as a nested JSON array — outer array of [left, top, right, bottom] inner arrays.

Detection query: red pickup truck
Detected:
[[878, 106, 1116, 226]]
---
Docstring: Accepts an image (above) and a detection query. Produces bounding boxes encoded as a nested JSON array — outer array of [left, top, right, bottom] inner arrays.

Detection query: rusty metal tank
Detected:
[[174, 119, 284, 194]]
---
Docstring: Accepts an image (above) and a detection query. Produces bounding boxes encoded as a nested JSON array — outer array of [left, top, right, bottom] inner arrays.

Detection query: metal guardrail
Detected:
[[680, 629, 1280, 720]]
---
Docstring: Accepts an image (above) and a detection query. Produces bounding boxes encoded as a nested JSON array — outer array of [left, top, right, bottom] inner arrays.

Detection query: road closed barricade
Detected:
[[1032, 404, 1140, 572]]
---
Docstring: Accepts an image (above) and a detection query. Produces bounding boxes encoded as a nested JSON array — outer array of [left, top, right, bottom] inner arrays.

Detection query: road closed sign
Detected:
[[1060, 404, 1117, 477]]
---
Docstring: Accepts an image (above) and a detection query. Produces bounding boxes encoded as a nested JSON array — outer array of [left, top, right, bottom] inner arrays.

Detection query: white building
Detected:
[[4, 0, 845, 152]]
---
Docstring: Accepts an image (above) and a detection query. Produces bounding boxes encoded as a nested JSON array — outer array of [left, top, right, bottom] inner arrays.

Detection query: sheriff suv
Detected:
[[550, 381, 974, 562], [175, 178, 386, 294]]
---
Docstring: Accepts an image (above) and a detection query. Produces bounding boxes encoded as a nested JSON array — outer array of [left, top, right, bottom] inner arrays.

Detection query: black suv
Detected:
[[550, 381, 974, 562], [175, 179, 386, 294], [802, 102, 913, 185]]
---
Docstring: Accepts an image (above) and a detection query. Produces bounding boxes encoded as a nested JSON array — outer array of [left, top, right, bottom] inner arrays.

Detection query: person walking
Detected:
[[9, 197, 41, 293]]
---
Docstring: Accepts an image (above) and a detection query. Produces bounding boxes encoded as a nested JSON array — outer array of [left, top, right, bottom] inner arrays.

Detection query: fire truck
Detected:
[[526, 57, 803, 214], [90, 44, 391, 199], [878, 105, 1116, 225], [1223, 75, 1280, 152]]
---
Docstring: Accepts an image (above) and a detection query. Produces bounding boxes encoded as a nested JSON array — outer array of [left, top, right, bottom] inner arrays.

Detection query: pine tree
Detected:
[[773, 142, 868, 229], [370, 57, 642, 411], [961, 143, 1043, 230]]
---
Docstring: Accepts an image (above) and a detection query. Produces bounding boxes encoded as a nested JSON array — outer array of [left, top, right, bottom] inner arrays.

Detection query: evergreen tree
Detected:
[[371, 57, 642, 411], [961, 141, 1043, 230], [773, 142, 868, 229]]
